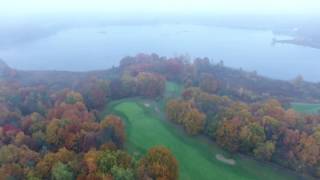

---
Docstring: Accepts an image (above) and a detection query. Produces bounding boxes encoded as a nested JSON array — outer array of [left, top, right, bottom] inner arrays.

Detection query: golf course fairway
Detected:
[[291, 103, 320, 114], [106, 99, 301, 180]]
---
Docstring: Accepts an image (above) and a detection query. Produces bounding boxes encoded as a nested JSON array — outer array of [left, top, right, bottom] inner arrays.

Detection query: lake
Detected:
[[1, 24, 320, 82]]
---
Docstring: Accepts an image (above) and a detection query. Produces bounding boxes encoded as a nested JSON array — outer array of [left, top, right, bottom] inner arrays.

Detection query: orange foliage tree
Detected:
[[166, 99, 206, 135], [138, 146, 178, 180]]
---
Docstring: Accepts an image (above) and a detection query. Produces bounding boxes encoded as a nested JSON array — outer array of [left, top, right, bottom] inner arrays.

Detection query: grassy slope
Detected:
[[102, 82, 301, 180], [291, 103, 320, 114]]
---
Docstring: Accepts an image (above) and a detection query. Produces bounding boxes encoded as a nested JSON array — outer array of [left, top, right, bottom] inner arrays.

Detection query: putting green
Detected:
[[107, 100, 300, 180]]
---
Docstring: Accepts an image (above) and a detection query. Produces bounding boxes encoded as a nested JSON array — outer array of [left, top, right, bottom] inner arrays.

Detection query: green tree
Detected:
[[254, 141, 275, 161], [0, 144, 19, 164], [111, 166, 135, 180], [239, 122, 266, 152], [65, 91, 84, 105], [51, 162, 74, 180], [97, 151, 118, 174]]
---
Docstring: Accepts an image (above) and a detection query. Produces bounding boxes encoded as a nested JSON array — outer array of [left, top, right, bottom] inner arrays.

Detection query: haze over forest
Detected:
[[1, 1, 320, 180], [1, 1, 320, 81]]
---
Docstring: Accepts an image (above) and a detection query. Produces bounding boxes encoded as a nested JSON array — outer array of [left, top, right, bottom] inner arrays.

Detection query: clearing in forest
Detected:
[[291, 103, 320, 114], [107, 99, 299, 180]]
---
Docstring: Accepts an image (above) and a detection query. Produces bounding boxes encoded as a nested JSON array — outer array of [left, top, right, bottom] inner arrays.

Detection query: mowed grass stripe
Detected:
[[111, 100, 299, 180]]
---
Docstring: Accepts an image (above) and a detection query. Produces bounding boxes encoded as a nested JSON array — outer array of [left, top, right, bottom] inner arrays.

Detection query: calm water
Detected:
[[1, 24, 320, 82]]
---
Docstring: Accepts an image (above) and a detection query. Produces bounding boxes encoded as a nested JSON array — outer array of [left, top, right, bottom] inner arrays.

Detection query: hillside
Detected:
[[1, 55, 320, 104]]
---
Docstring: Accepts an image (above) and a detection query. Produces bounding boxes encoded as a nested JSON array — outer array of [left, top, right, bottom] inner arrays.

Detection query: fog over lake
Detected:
[[1, 24, 320, 82]]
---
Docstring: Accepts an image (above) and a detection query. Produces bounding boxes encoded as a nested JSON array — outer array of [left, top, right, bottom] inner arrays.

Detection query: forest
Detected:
[[0, 53, 320, 179]]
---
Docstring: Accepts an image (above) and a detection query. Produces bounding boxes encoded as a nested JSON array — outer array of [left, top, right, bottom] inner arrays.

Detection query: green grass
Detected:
[[102, 99, 300, 180], [100, 82, 302, 180], [291, 103, 320, 114], [165, 81, 183, 97]]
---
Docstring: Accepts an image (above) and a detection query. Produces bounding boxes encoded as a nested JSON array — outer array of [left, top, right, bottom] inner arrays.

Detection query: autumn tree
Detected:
[[45, 119, 64, 146], [199, 73, 219, 94], [166, 99, 206, 135], [138, 146, 178, 180], [261, 116, 281, 141], [194, 57, 211, 74], [65, 91, 84, 105], [216, 118, 242, 152], [166, 100, 185, 124], [0, 163, 24, 180], [0, 145, 39, 178], [295, 133, 320, 168], [21, 112, 45, 135], [99, 115, 125, 148], [35, 148, 77, 179], [183, 106, 206, 135], [256, 99, 285, 120], [79, 77, 109, 109], [0, 104, 21, 126], [137, 72, 165, 98], [239, 122, 266, 152], [16, 86, 52, 115]]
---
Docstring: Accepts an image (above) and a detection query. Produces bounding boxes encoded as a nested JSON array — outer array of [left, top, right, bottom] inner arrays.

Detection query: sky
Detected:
[[1, 0, 319, 16]]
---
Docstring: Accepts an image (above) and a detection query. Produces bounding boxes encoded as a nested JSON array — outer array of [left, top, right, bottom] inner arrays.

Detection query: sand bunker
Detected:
[[144, 103, 150, 107], [216, 154, 236, 165]]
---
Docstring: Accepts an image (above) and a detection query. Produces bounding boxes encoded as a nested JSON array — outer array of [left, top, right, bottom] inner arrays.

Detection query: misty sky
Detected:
[[1, 0, 319, 16]]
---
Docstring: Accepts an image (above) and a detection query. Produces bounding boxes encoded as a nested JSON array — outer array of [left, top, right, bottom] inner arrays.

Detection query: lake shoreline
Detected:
[[274, 38, 320, 50], [1, 24, 320, 81]]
